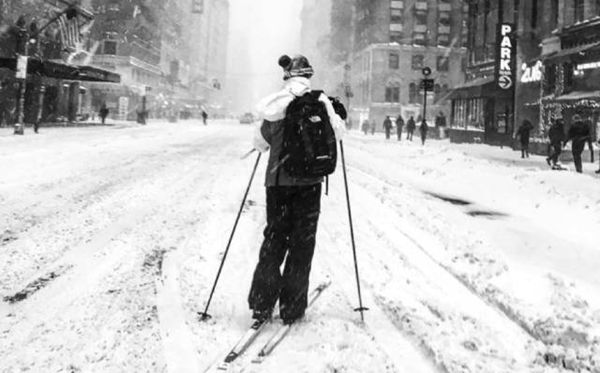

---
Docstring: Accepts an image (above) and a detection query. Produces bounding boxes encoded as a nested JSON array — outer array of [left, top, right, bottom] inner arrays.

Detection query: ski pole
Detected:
[[339, 141, 369, 322], [199, 152, 262, 321]]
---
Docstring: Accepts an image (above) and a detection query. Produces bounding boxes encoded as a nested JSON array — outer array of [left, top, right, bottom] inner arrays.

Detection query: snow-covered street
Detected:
[[1, 120, 599, 373]]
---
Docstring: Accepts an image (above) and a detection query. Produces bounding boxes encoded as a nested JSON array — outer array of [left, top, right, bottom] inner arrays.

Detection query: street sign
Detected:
[[420, 78, 434, 91], [16, 55, 28, 80]]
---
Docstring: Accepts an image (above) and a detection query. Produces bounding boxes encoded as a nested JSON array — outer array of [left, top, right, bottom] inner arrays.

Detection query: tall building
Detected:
[[447, 0, 594, 149], [348, 0, 468, 128], [88, 0, 229, 120], [539, 0, 600, 144], [0, 0, 119, 127]]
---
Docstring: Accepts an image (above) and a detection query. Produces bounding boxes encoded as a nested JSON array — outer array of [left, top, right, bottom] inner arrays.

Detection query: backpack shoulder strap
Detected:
[[309, 90, 324, 100]]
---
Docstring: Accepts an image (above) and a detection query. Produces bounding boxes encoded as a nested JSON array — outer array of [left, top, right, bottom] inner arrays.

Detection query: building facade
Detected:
[[451, 0, 600, 148], [347, 0, 468, 129], [0, 0, 119, 127], [88, 0, 229, 120]]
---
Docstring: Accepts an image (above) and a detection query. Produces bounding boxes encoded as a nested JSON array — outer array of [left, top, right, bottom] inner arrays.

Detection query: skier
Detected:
[[99, 103, 109, 125], [361, 119, 369, 135], [201, 110, 208, 125], [516, 120, 534, 158], [406, 116, 416, 141], [546, 118, 566, 168], [419, 119, 429, 145], [383, 116, 392, 140], [565, 115, 592, 173], [250, 54, 345, 325], [395, 114, 404, 141]]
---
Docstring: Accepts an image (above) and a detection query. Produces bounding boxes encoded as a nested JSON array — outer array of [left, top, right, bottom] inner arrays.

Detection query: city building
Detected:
[[348, 0, 468, 129], [449, 0, 600, 149], [539, 0, 600, 144], [88, 0, 229, 120], [0, 0, 119, 127]]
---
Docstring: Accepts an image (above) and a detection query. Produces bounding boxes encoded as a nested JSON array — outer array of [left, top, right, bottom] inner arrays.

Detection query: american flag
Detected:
[[56, 13, 81, 51]]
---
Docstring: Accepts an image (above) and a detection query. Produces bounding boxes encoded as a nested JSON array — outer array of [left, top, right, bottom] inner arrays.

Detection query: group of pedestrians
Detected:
[[364, 113, 444, 145], [516, 115, 600, 174]]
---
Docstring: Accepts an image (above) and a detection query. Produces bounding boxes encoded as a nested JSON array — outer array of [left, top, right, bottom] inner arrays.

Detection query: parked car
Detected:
[[239, 112, 255, 124]]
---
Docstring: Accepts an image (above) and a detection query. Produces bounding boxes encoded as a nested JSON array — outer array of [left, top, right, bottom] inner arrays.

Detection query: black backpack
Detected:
[[280, 90, 337, 178]]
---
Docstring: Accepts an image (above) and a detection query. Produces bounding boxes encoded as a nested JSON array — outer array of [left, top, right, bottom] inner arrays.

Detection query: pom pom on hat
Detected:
[[278, 54, 314, 80]]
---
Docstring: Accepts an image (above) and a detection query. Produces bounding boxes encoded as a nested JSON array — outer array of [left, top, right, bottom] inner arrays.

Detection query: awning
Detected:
[[553, 90, 600, 101], [542, 41, 600, 62], [0, 57, 120, 83], [447, 76, 495, 100]]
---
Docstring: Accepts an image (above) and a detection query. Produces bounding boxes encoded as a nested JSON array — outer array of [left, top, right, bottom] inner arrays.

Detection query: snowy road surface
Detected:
[[1, 121, 599, 373]]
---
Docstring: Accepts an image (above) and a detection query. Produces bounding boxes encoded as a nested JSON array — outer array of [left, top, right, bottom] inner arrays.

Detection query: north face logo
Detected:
[[309, 116, 322, 123]]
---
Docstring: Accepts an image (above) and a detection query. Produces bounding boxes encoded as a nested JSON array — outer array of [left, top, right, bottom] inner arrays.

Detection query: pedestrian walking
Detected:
[[396, 114, 404, 141], [202, 110, 208, 125], [546, 118, 566, 168], [383, 116, 392, 140], [406, 116, 416, 141], [249, 54, 345, 325], [99, 103, 109, 125], [516, 120, 534, 158], [565, 115, 593, 173], [361, 119, 369, 135], [419, 120, 429, 145]]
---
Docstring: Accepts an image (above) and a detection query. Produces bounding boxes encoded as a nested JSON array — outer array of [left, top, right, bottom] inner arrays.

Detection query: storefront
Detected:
[[0, 57, 120, 125]]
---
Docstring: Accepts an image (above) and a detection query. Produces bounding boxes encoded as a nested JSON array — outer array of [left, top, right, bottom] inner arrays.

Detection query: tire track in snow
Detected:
[[318, 224, 442, 373]]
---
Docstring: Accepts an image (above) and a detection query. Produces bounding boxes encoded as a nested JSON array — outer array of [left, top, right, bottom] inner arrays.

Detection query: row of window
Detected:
[[387, 53, 449, 72], [383, 84, 450, 103]]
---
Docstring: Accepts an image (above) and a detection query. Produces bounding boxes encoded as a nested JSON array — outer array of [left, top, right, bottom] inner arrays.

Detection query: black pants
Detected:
[[548, 142, 562, 165], [572, 144, 584, 173], [407, 130, 413, 141], [521, 142, 529, 158], [248, 184, 321, 321], [385, 129, 390, 139]]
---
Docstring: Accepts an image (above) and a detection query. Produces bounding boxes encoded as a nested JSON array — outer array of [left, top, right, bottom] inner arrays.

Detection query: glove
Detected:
[[328, 96, 347, 120]]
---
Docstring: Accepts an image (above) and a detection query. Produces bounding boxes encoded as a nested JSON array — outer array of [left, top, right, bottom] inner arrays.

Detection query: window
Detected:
[[103, 40, 117, 55], [390, 31, 404, 43], [411, 55, 424, 70], [575, 0, 584, 22], [389, 53, 400, 69], [437, 56, 449, 72], [544, 64, 556, 95], [409, 83, 417, 103], [385, 87, 400, 102]]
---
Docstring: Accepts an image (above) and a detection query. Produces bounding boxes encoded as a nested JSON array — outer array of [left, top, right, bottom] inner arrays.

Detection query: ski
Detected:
[[251, 281, 331, 364], [203, 318, 270, 372]]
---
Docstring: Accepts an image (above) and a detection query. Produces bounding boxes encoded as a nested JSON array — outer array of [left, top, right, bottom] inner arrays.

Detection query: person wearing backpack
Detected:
[[250, 54, 345, 325]]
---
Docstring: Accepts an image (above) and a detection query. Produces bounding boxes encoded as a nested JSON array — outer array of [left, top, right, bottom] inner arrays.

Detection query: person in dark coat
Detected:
[[99, 103, 109, 125], [419, 120, 429, 145], [361, 119, 369, 135], [396, 114, 404, 141], [546, 118, 566, 167], [249, 54, 345, 325], [201, 110, 208, 125], [406, 116, 416, 141], [383, 116, 392, 140], [516, 120, 534, 158], [565, 115, 593, 173], [435, 111, 447, 128]]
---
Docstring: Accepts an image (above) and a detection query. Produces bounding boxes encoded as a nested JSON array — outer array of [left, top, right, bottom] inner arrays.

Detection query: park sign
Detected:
[[495, 23, 516, 91]]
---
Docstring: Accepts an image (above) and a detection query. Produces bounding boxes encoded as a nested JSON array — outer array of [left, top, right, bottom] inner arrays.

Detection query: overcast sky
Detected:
[[226, 0, 303, 112]]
